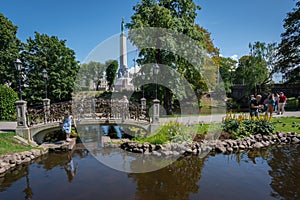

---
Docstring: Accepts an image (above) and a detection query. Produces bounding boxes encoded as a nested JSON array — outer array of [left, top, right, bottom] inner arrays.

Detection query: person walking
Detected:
[[120, 96, 129, 122], [277, 92, 287, 115], [274, 93, 279, 112], [250, 94, 262, 117], [268, 93, 275, 117]]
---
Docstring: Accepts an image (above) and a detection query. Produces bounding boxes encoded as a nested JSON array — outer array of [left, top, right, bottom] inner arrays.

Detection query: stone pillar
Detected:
[[141, 98, 146, 110], [15, 100, 28, 127], [43, 98, 50, 124], [15, 100, 30, 139], [152, 99, 160, 124]]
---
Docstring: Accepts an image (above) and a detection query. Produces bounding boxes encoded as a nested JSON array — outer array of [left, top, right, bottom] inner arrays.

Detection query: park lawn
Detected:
[[0, 132, 33, 155], [272, 117, 300, 133], [134, 116, 300, 144], [133, 123, 219, 144]]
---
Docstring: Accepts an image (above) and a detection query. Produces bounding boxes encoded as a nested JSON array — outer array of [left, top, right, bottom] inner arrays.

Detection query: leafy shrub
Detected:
[[133, 121, 194, 144], [286, 97, 297, 111], [0, 85, 18, 121], [222, 113, 274, 138]]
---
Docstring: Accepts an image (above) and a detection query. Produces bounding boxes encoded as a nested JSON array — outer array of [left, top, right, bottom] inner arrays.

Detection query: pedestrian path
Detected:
[[0, 111, 299, 132], [0, 122, 17, 133]]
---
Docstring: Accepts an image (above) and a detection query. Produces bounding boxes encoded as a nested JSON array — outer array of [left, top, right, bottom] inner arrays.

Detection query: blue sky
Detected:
[[0, 0, 296, 63]]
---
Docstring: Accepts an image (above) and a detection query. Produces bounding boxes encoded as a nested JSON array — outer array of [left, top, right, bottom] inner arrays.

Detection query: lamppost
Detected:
[[153, 63, 159, 99], [42, 69, 50, 124], [42, 69, 48, 99], [152, 63, 160, 125], [14, 59, 23, 100], [140, 72, 146, 110], [229, 66, 236, 86], [14, 59, 28, 129], [141, 72, 145, 98]]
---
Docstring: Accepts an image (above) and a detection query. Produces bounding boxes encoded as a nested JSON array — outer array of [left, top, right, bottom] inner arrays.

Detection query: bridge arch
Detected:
[[30, 119, 153, 144]]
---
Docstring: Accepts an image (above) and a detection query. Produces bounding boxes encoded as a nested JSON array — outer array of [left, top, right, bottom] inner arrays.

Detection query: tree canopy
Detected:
[[105, 60, 118, 90], [21, 32, 79, 103], [0, 13, 20, 88], [126, 0, 219, 113], [79, 61, 106, 91], [276, 1, 300, 83]]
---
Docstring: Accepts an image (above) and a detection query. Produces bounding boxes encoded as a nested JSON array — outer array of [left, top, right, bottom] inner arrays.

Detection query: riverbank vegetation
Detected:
[[133, 116, 300, 144], [1, 117, 299, 154], [222, 115, 300, 139]]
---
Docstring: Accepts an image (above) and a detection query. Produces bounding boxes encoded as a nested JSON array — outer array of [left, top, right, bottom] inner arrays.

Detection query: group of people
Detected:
[[249, 92, 287, 117]]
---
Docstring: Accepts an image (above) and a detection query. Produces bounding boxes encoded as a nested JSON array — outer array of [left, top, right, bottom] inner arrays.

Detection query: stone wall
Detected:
[[104, 131, 300, 156], [0, 141, 70, 176]]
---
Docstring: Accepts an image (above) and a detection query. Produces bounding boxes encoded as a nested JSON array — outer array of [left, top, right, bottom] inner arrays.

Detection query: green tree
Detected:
[[195, 25, 220, 57], [276, 1, 300, 83], [105, 60, 118, 90], [126, 0, 216, 113], [21, 32, 79, 103], [0, 85, 18, 120], [230, 42, 274, 96], [218, 57, 237, 94], [0, 13, 21, 89], [79, 61, 106, 91]]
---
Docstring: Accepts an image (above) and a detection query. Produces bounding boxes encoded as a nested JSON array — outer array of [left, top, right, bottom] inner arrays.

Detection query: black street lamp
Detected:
[[42, 69, 48, 99], [14, 59, 23, 100], [153, 63, 159, 99], [141, 72, 145, 98]]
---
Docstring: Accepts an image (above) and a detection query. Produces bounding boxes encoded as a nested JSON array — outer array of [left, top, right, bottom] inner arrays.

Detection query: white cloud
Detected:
[[230, 54, 239, 61]]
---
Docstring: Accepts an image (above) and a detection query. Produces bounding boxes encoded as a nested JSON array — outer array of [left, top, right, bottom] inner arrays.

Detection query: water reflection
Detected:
[[79, 125, 181, 173], [267, 145, 300, 199], [128, 155, 205, 200], [0, 145, 300, 199], [102, 125, 123, 139], [64, 151, 79, 182]]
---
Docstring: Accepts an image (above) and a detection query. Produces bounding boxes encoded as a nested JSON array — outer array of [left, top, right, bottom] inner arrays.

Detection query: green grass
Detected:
[[132, 125, 174, 144], [272, 117, 300, 133], [0, 132, 33, 155], [132, 122, 221, 144], [133, 117, 300, 145]]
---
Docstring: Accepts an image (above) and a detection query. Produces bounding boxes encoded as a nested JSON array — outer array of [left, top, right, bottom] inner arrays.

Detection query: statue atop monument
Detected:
[[121, 17, 125, 33]]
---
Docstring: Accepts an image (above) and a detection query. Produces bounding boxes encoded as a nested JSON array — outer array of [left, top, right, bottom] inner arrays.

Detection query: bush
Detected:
[[0, 85, 18, 121], [222, 113, 274, 139], [133, 121, 195, 144], [286, 97, 297, 111]]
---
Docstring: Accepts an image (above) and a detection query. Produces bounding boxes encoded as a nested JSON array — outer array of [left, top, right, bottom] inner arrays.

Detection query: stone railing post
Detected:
[[43, 98, 50, 124], [152, 99, 160, 124], [15, 100, 30, 139], [141, 97, 146, 110]]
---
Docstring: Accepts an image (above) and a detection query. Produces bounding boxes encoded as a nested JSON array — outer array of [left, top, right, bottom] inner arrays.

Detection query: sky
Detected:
[[0, 0, 296, 63]]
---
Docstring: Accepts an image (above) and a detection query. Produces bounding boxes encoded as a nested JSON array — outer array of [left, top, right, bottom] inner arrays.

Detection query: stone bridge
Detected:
[[15, 98, 161, 144]]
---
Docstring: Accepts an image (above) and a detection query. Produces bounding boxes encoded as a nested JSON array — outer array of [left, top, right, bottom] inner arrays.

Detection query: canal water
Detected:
[[0, 144, 299, 200]]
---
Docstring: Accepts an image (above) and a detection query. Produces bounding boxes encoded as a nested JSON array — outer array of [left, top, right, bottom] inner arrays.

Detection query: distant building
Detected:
[[98, 76, 108, 91]]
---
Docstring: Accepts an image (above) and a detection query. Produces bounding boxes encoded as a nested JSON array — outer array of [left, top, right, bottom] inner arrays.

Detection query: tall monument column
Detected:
[[119, 17, 128, 77]]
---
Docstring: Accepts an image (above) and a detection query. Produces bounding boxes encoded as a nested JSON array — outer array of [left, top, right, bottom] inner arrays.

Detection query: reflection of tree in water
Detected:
[[0, 149, 89, 199], [0, 161, 35, 199], [267, 145, 300, 199], [128, 155, 205, 200]]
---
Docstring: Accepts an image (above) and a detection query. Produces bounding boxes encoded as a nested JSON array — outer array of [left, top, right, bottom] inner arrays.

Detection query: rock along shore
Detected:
[[0, 140, 71, 176], [104, 132, 300, 156], [1, 132, 299, 176]]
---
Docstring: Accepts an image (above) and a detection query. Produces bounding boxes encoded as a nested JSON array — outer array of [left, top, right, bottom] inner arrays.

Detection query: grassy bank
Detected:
[[0, 132, 33, 155], [133, 117, 300, 144], [273, 117, 300, 133]]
